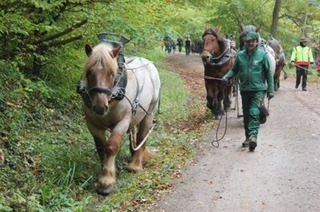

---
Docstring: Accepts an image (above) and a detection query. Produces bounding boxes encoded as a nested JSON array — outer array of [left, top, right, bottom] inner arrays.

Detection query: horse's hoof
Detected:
[[127, 163, 143, 173], [96, 185, 114, 196], [215, 115, 222, 120]]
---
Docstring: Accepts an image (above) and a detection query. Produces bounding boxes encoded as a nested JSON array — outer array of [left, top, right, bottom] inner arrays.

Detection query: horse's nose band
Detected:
[[88, 86, 112, 95]]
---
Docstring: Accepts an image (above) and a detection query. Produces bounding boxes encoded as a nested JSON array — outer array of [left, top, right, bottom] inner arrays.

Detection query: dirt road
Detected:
[[154, 53, 320, 211]]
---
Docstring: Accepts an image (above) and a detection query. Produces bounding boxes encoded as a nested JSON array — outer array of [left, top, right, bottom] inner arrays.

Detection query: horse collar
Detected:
[[207, 48, 233, 66]]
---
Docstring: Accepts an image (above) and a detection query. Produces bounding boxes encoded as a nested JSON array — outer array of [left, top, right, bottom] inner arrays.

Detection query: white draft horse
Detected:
[[79, 42, 161, 195], [268, 36, 287, 90]]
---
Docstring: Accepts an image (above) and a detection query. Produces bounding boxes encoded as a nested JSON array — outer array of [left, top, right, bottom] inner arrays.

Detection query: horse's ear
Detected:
[[239, 22, 245, 31], [111, 46, 122, 58], [85, 44, 92, 56], [215, 25, 222, 32], [256, 24, 262, 32]]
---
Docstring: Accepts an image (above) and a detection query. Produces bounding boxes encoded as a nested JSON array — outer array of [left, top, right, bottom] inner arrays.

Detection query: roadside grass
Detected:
[[0, 49, 209, 211]]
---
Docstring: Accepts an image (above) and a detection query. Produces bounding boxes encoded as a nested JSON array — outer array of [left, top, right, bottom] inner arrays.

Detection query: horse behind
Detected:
[[268, 36, 287, 90], [239, 23, 276, 81], [79, 42, 161, 195], [201, 26, 236, 120]]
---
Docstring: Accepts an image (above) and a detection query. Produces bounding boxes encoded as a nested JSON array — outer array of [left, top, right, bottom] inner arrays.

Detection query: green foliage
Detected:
[[1, 0, 98, 75], [1, 0, 318, 81], [210, 0, 271, 36]]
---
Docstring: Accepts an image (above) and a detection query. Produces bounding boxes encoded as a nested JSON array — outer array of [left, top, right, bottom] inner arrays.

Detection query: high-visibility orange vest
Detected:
[[290, 46, 314, 66]]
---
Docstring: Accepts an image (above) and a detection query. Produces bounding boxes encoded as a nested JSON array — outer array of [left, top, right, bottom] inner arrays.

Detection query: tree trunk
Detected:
[[271, 0, 282, 38]]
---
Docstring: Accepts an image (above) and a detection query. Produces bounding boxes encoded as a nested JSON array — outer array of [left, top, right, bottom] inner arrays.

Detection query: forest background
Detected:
[[1, 0, 319, 211]]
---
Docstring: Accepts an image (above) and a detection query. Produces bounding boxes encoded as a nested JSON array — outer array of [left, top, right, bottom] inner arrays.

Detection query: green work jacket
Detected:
[[224, 46, 274, 94]]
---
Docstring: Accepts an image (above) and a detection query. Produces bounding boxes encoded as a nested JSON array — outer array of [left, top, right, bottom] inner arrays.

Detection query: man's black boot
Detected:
[[242, 138, 250, 147], [249, 137, 257, 151]]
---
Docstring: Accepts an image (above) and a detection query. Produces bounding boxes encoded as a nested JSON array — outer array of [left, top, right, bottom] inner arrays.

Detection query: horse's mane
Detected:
[[242, 25, 257, 33], [83, 43, 118, 79], [202, 28, 228, 51]]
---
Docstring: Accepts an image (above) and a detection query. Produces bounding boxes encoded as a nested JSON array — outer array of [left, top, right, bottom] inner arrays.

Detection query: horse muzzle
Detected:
[[201, 53, 211, 64], [91, 93, 110, 116], [87, 86, 113, 116], [92, 104, 108, 116]]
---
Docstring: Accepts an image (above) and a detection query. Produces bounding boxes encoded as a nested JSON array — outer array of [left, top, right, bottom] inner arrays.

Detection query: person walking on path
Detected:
[[177, 37, 183, 53], [222, 31, 274, 151], [185, 37, 191, 56], [290, 37, 314, 91]]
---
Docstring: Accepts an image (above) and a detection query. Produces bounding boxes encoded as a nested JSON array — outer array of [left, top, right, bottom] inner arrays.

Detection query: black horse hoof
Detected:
[[215, 115, 222, 120], [96, 184, 114, 196]]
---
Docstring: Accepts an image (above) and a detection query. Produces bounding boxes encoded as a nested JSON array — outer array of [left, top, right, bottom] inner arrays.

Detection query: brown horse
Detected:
[[201, 26, 236, 120], [78, 42, 161, 195], [268, 36, 287, 90]]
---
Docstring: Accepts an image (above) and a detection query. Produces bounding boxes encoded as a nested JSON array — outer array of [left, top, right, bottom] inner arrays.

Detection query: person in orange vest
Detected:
[[290, 37, 314, 91]]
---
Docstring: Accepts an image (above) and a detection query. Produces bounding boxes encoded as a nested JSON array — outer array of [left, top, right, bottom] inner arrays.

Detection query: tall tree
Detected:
[[271, 0, 282, 38]]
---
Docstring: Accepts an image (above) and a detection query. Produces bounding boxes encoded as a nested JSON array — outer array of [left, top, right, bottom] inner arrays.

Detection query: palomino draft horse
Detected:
[[78, 42, 161, 195], [201, 26, 236, 120], [239, 23, 276, 86], [268, 36, 287, 90]]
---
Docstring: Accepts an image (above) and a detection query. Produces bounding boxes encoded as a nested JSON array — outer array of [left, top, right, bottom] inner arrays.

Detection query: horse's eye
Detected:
[[107, 69, 114, 78]]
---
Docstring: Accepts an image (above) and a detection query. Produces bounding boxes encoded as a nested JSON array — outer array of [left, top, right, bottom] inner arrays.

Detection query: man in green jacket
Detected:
[[290, 37, 314, 91], [222, 31, 274, 151]]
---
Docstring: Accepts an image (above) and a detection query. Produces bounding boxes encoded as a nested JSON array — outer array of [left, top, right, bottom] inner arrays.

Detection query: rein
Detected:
[[211, 110, 228, 148], [204, 75, 223, 81], [129, 124, 155, 151], [211, 82, 230, 148]]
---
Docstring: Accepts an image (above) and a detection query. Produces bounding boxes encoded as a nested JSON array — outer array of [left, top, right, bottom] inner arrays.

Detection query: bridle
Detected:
[[77, 68, 127, 109], [88, 86, 113, 96], [202, 30, 217, 56], [202, 35, 232, 66], [202, 28, 231, 59]]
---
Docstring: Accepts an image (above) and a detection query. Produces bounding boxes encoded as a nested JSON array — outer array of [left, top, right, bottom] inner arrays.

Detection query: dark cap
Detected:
[[300, 37, 308, 42], [245, 31, 259, 41]]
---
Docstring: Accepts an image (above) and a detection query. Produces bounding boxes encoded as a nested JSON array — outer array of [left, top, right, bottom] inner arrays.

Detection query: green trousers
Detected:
[[241, 90, 265, 141]]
